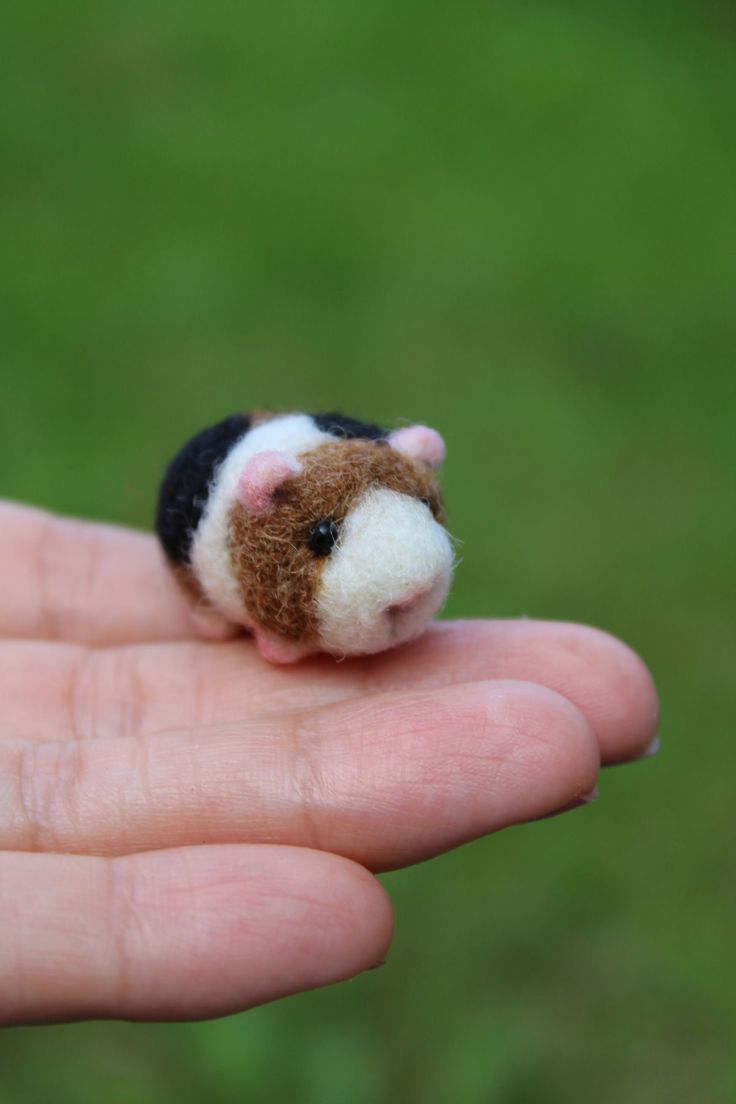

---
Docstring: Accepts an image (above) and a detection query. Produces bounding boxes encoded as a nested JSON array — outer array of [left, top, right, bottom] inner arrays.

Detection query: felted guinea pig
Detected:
[[155, 411, 455, 664]]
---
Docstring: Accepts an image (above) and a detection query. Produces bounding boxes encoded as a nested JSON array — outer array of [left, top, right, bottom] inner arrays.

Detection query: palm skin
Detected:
[[0, 501, 659, 1025]]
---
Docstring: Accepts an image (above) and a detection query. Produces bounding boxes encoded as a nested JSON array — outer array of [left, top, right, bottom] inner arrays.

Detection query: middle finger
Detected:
[[0, 620, 657, 762]]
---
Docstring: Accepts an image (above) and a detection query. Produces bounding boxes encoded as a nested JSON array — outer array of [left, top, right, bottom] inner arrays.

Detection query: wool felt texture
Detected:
[[230, 437, 447, 645], [155, 411, 371, 571], [311, 412, 387, 441], [155, 414, 251, 564], [156, 411, 454, 661], [315, 485, 453, 656], [188, 414, 334, 628]]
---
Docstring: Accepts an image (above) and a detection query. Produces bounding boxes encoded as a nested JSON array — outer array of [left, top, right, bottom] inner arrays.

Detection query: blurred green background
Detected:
[[1, 1, 735, 1100]]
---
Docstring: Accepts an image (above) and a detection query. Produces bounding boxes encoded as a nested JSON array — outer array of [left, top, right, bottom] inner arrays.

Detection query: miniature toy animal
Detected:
[[155, 411, 455, 663]]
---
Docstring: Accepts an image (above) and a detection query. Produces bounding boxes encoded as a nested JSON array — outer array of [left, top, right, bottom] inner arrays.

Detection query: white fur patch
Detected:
[[190, 413, 332, 622], [316, 487, 454, 656]]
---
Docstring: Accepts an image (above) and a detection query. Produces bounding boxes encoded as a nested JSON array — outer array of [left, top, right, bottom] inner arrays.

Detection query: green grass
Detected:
[[1, 2, 735, 1100]]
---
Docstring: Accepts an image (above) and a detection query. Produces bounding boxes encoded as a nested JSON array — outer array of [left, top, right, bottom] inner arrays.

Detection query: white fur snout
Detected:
[[316, 488, 454, 657]]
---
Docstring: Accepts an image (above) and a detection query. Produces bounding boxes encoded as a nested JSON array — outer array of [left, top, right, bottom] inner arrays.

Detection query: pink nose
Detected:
[[386, 586, 429, 616]]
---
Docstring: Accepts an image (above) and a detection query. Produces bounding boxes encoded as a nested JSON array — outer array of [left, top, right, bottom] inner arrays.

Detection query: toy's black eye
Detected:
[[421, 496, 438, 517], [308, 518, 339, 556]]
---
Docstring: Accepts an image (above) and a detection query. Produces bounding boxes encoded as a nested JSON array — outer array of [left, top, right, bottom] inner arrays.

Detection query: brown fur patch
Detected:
[[228, 439, 445, 642], [249, 409, 281, 426], [172, 562, 208, 607]]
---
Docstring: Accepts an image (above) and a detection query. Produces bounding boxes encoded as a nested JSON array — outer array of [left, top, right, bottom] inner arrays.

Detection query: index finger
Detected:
[[0, 501, 194, 645]]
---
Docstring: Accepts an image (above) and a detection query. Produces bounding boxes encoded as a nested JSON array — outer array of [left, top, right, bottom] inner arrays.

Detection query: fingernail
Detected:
[[639, 733, 661, 759], [534, 786, 599, 821], [605, 733, 662, 769], [366, 958, 388, 971]]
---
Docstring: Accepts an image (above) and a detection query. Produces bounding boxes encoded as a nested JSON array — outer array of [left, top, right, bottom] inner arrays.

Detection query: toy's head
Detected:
[[229, 423, 455, 662]]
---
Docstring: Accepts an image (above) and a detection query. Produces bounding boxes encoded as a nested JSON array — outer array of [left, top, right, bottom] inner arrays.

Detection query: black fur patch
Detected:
[[155, 414, 251, 564], [312, 412, 387, 441]]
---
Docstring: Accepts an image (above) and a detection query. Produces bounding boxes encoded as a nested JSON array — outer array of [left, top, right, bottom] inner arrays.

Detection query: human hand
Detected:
[[0, 501, 658, 1025]]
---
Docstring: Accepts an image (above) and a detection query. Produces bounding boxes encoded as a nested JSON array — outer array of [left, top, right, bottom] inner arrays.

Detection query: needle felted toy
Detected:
[[155, 411, 455, 664]]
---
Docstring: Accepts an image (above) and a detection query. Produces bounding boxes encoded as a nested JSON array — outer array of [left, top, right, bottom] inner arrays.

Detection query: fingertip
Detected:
[[561, 623, 660, 763], [259, 847, 395, 982], [484, 680, 601, 813], [129, 845, 395, 1017], [335, 678, 602, 867], [374, 619, 660, 767], [319, 853, 395, 975]]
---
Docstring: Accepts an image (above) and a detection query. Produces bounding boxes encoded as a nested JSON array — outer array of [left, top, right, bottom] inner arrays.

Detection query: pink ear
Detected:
[[388, 425, 446, 469], [237, 451, 302, 516]]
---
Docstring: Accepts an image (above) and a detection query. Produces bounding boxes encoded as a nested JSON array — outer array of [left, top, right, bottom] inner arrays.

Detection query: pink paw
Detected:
[[254, 630, 316, 665], [189, 607, 240, 641]]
